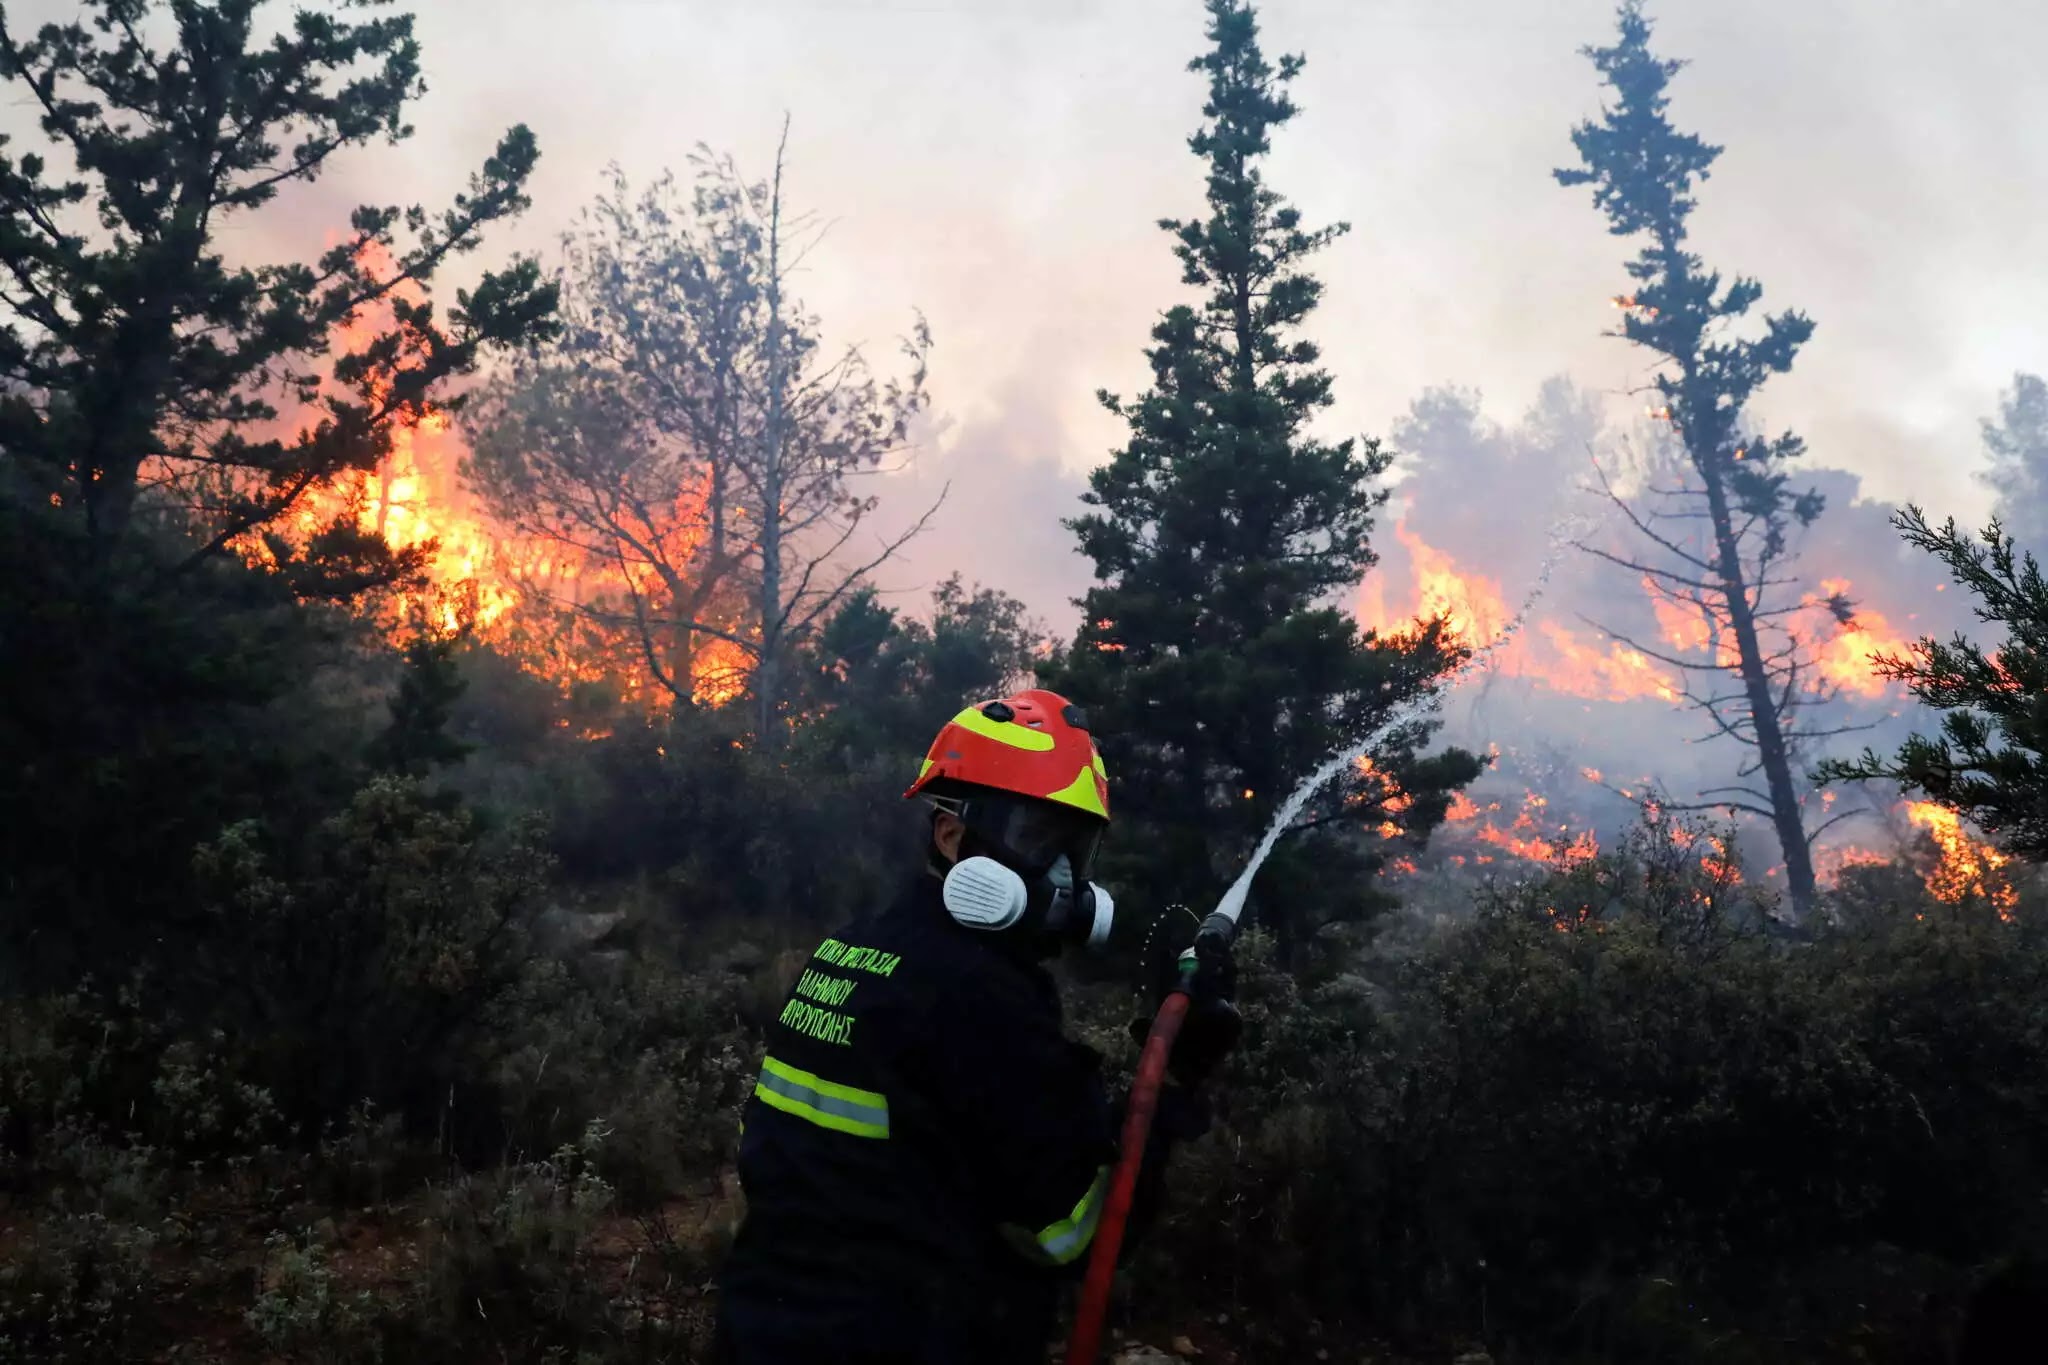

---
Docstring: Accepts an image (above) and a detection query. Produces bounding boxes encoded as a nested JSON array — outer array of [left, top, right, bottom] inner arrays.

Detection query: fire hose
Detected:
[[1064, 911, 1239, 1365]]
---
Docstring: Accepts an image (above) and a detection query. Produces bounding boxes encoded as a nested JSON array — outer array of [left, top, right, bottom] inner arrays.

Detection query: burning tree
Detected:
[[1558, 2, 1858, 917], [1819, 509, 2048, 864], [1050, 0, 1479, 946], [0, 0, 554, 983], [1979, 372, 2048, 555], [0, 0, 556, 590], [465, 132, 934, 741]]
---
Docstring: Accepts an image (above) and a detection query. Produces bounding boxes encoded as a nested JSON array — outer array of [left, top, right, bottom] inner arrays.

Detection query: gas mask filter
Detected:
[[942, 853, 1115, 951]]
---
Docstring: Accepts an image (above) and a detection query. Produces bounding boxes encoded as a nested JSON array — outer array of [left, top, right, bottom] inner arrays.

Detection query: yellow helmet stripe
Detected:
[[1046, 763, 1110, 819], [947, 705, 1056, 752]]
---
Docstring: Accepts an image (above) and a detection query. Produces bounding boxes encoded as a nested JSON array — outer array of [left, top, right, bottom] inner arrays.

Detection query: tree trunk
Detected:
[[1699, 448, 1819, 917], [753, 127, 790, 750]]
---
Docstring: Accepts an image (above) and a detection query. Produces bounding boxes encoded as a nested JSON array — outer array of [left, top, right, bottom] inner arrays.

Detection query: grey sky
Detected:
[[14, 0, 2045, 625]]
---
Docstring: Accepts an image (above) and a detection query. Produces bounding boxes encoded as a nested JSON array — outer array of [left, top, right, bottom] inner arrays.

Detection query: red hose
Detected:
[[1064, 988, 1191, 1365]]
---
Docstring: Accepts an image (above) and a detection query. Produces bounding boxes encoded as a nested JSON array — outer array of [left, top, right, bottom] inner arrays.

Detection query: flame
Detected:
[[1698, 834, 1741, 884], [1360, 522, 1682, 704], [1814, 843, 1890, 885], [1535, 622, 1684, 703], [1394, 520, 1510, 647], [1805, 578, 1912, 700], [1446, 788, 1599, 868], [1904, 802, 2018, 917], [244, 242, 748, 711], [284, 406, 522, 636]]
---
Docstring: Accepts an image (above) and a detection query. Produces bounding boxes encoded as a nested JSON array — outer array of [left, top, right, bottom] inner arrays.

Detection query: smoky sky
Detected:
[[9, 0, 2045, 629]]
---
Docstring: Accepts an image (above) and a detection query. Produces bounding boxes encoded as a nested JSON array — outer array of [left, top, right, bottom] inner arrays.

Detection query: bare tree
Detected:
[[466, 123, 938, 733], [1559, 4, 1863, 916]]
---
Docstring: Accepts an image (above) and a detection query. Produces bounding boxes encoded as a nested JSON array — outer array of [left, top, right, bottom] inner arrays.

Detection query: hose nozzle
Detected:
[[1194, 909, 1237, 964]]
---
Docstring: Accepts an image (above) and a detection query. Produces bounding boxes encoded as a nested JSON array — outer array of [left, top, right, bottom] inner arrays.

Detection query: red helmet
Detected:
[[904, 688, 1109, 823]]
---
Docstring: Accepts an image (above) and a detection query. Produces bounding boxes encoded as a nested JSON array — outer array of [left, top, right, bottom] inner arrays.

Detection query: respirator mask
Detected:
[[932, 792, 1114, 952]]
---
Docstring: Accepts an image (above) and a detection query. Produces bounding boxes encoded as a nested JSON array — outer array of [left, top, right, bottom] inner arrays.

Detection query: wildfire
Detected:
[[1813, 843, 1891, 886], [1698, 834, 1741, 884], [1439, 787, 1600, 869], [1806, 578, 1911, 700], [1360, 522, 1682, 704], [1355, 756, 1416, 839], [1394, 520, 1510, 647], [1535, 622, 1683, 703], [245, 243, 752, 711], [1905, 802, 2019, 917], [283, 405, 524, 635]]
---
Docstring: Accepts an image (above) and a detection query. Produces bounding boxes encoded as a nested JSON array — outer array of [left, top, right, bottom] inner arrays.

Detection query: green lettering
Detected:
[[794, 971, 857, 1007]]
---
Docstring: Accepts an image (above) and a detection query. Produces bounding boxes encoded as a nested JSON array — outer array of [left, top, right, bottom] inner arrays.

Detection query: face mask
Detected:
[[942, 853, 1114, 952]]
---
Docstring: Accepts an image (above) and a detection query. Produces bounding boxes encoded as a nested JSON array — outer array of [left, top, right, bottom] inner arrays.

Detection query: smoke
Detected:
[[1363, 378, 1989, 881], [864, 343, 1105, 637]]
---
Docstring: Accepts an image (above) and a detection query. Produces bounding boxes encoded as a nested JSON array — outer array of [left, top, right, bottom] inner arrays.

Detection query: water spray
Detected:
[[1064, 514, 1588, 1365]]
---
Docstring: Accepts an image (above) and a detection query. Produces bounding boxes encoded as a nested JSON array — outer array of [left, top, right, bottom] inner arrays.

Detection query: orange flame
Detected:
[[248, 243, 749, 710], [1360, 522, 1682, 704], [1394, 520, 1509, 647], [1806, 578, 1911, 700], [1905, 802, 2018, 918]]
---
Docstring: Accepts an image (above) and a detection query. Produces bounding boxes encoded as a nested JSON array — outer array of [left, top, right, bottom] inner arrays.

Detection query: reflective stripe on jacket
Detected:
[[718, 874, 1123, 1361]]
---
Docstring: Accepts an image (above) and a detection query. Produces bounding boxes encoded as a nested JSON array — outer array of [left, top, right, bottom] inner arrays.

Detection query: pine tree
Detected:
[[1049, 0, 1476, 946], [0, 0, 556, 586], [1558, 1, 1844, 917], [1817, 509, 2047, 861]]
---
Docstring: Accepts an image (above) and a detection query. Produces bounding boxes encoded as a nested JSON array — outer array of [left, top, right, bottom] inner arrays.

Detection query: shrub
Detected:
[[394, 1125, 619, 1358], [0, 1213, 158, 1364], [191, 776, 551, 1138], [247, 1231, 385, 1365]]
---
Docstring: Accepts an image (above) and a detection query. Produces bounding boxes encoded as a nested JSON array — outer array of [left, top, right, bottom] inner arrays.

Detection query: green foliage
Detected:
[[247, 1231, 385, 1365], [191, 776, 551, 1133], [1094, 823, 2048, 1361], [791, 575, 1046, 764], [1049, 0, 1476, 945], [0, 521, 375, 989], [487, 937, 756, 1209], [0, 0, 555, 576], [369, 630, 476, 779], [1818, 509, 2048, 860], [0, 0, 550, 992], [0, 1213, 158, 1364], [398, 1128, 620, 1359], [0, 981, 283, 1189]]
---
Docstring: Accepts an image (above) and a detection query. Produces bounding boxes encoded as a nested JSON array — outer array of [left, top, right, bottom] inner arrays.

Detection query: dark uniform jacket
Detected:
[[717, 874, 1176, 1365]]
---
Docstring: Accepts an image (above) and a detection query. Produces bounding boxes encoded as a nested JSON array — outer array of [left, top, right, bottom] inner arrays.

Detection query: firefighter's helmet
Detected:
[[904, 688, 1109, 823]]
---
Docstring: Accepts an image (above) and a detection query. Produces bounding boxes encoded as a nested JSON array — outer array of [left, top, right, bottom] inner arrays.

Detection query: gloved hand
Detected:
[[1129, 944, 1241, 1088]]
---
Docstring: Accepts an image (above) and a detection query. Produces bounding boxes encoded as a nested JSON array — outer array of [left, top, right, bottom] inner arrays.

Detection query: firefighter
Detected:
[[715, 687, 1237, 1365]]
